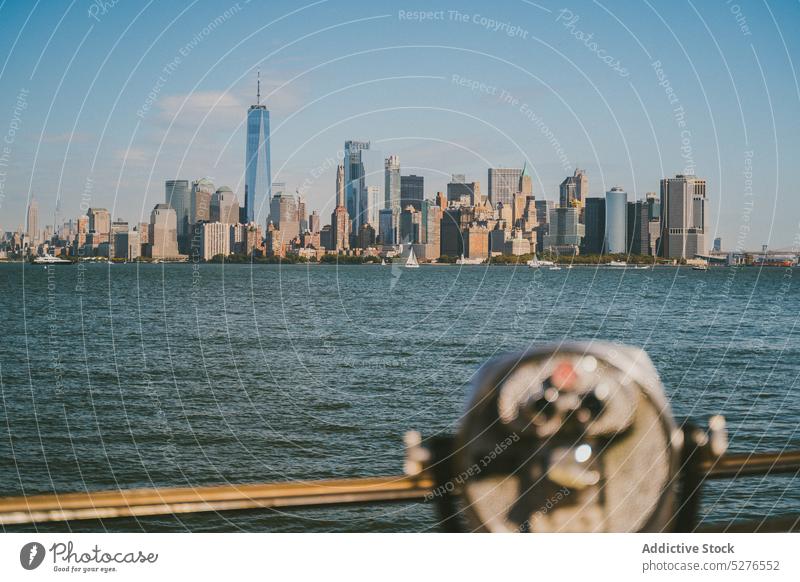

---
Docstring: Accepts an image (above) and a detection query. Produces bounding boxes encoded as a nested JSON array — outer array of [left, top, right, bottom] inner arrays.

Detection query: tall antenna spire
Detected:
[[256, 69, 261, 106]]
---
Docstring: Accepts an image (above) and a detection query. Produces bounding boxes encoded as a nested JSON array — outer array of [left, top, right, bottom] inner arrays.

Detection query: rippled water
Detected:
[[1, 262, 798, 532]]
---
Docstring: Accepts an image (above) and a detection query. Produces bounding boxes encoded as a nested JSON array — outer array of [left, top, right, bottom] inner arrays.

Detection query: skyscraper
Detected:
[[660, 174, 707, 259], [384, 155, 400, 210], [189, 178, 214, 225], [559, 169, 588, 208], [400, 175, 424, 211], [604, 187, 627, 253], [447, 175, 481, 206], [211, 186, 240, 224], [543, 207, 584, 253], [582, 197, 606, 255], [626, 200, 649, 255], [344, 140, 369, 230], [332, 164, 349, 251], [488, 168, 522, 207], [149, 204, 179, 259], [26, 197, 39, 247], [165, 180, 190, 235], [244, 72, 271, 224]]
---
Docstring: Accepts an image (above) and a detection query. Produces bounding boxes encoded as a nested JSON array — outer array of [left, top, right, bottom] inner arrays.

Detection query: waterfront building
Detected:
[[463, 223, 490, 260], [604, 187, 627, 253], [559, 168, 588, 208], [364, 185, 381, 229], [165, 180, 190, 236], [148, 204, 180, 259], [357, 223, 376, 249], [543, 207, 584, 254], [424, 201, 442, 257], [505, 229, 532, 256], [245, 73, 271, 223], [488, 167, 521, 207], [626, 200, 649, 256], [400, 174, 424, 211], [582, 197, 606, 254], [660, 174, 707, 259], [297, 197, 307, 233], [332, 164, 349, 251], [111, 220, 129, 259], [200, 222, 230, 260]]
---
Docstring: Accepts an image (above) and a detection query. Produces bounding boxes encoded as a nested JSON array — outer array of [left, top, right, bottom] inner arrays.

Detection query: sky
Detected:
[[0, 0, 798, 249]]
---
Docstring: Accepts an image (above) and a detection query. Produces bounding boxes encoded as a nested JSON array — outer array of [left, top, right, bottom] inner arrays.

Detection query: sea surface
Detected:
[[1, 262, 798, 532]]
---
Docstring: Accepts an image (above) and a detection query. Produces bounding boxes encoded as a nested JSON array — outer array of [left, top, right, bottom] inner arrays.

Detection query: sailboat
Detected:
[[405, 247, 419, 269], [381, 258, 386, 266], [527, 254, 554, 269]]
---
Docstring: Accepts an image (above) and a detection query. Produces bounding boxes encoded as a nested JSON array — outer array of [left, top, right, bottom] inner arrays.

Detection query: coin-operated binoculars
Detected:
[[1, 342, 798, 531], [410, 342, 792, 533]]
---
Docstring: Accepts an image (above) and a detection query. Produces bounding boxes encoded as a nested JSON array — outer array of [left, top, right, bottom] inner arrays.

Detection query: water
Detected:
[[1, 262, 798, 532]]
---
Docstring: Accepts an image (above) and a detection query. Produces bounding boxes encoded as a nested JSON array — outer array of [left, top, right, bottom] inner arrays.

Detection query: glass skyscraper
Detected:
[[245, 75, 271, 224], [604, 186, 628, 253]]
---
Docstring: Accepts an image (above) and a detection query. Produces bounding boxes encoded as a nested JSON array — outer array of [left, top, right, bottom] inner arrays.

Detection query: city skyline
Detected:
[[0, 1, 798, 248]]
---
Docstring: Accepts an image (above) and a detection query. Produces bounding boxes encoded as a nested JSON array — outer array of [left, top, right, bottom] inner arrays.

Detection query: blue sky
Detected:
[[0, 0, 798, 248]]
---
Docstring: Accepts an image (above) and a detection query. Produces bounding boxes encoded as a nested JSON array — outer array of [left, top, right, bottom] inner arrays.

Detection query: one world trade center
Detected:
[[244, 72, 271, 224]]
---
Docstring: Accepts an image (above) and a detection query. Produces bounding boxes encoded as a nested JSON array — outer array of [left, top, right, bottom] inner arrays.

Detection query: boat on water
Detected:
[[33, 254, 72, 265], [692, 263, 709, 271], [608, 260, 628, 268], [381, 258, 386, 266], [526, 254, 555, 269], [549, 265, 562, 271], [405, 248, 419, 268], [456, 254, 483, 265]]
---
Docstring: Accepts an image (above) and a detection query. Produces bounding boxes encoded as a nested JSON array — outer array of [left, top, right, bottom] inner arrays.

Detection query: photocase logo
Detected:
[[20, 542, 46, 570]]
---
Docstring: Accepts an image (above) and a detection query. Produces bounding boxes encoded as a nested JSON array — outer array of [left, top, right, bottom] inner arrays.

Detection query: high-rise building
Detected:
[[660, 174, 707, 259], [309, 210, 321, 234], [344, 140, 370, 230], [447, 175, 481, 206], [165, 180, 190, 236], [604, 187, 627, 253], [244, 73, 271, 224], [543, 207, 585, 253], [400, 175, 424, 211], [384, 155, 400, 210], [646, 192, 661, 256], [111, 220, 129, 259], [211, 186, 240, 224], [399, 205, 422, 244], [200, 222, 230, 260], [26, 197, 39, 247], [357, 223, 376, 249], [149, 204, 179, 259], [297, 197, 307, 232], [713, 237, 721, 252], [378, 209, 397, 244], [269, 192, 299, 245], [463, 223, 490, 260], [364, 185, 381, 228], [190, 178, 215, 224], [332, 164, 349, 251], [518, 161, 533, 196], [626, 200, 649, 256], [559, 168, 588, 208], [582, 197, 606, 255], [488, 168, 522, 207]]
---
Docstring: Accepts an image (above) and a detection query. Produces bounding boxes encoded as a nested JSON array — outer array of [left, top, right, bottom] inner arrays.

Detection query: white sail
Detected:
[[405, 247, 419, 268]]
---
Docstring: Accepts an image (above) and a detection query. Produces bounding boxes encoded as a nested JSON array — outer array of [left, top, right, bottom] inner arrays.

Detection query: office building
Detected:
[[660, 174, 707, 259], [245, 73, 271, 223], [582, 197, 606, 254], [463, 223, 490, 260], [190, 178, 215, 224], [626, 200, 649, 255], [344, 140, 370, 230], [165, 180, 190, 236], [149, 204, 179, 259], [384, 155, 401, 210], [211, 186, 240, 224], [559, 168, 588, 208], [26, 197, 39, 247], [488, 167, 521, 207], [447, 175, 481, 206], [309, 211, 321, 234], [604, 187, 627, 253], [200, 221, 230, 260], [399, 205, 422, 244], [543, 207, 584, 254], [400, 175, 424, 211], [269, 191, 299, 245]]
